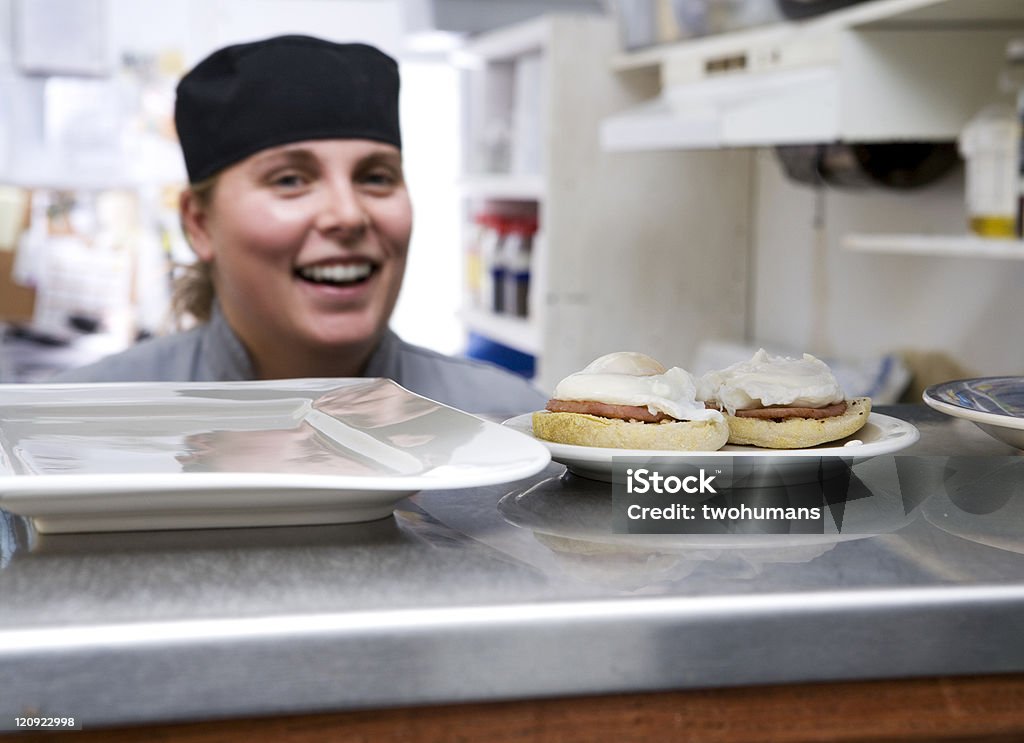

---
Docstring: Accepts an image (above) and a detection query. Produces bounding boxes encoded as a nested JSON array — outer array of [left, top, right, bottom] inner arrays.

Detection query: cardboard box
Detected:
[[0, 249, 36, 324]]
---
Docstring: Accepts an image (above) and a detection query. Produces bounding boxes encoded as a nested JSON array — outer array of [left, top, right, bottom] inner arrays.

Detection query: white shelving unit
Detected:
[[457, 15, 751, 391], [844, 234, 1024, 259], [600, 0, 1024, 151]]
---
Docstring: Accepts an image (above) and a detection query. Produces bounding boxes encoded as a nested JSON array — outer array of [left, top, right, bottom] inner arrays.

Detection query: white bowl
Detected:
[[923, 377, 1024, 450]]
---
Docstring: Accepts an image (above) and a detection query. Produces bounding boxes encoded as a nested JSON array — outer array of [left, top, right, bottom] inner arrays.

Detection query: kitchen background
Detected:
[[0, 0, 1022, 402]]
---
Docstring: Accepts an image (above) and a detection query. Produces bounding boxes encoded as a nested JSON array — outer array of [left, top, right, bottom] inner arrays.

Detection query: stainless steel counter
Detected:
[[2, 405, 1023, 729]]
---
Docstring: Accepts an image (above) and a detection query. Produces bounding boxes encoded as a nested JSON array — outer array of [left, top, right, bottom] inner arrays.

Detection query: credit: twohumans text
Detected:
[[611, 456, 845, 536], [625, 501, 822, 522]]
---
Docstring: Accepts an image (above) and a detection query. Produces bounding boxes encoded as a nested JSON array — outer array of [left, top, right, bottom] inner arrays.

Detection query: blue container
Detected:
[[465, 332, 535, 379]]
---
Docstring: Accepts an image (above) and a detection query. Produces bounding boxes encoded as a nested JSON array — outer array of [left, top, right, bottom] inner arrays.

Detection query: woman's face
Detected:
[[185, 139, 412, 366]]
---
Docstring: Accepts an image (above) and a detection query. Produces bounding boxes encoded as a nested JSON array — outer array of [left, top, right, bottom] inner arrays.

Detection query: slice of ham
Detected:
[[706, 400, 848, 420], [545, 399, 675, 423]]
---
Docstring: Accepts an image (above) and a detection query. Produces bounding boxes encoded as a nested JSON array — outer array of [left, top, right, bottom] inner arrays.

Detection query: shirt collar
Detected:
[[363, 327, 400, 379], [198, 301, 256, 381], [197, 305, 398, 381]]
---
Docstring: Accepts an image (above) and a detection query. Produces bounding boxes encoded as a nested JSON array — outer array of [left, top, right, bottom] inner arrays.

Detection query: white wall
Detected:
[[169, 0, 406, 65], [750, 148, 1024, 379], [390, 61, 464, 354], [104, 0, 407, 65], [0, 1, 13, 173], [0, 0, 410, 182]]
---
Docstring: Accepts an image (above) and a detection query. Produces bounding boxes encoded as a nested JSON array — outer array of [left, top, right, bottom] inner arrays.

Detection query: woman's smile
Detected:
[[294, 261, 376, 286], [293, 257, 381, 305]]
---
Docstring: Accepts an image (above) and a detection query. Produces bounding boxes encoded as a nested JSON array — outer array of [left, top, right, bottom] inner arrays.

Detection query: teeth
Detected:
[[298, 263, 373, 284]]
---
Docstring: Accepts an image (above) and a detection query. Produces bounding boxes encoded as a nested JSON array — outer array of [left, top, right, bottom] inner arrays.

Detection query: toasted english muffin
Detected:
[[532, 410, 729, 451], [725, 397, 872, 449]]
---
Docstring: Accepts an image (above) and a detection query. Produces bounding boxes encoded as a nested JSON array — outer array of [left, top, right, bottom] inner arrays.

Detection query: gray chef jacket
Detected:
[[51, 304, 548, 417]]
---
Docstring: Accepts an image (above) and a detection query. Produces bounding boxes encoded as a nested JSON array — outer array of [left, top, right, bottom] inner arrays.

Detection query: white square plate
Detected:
[[0, 379, 550, 533]]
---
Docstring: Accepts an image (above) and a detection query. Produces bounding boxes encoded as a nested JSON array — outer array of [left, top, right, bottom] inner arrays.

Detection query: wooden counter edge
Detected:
[[6, 673, 1024, 742]]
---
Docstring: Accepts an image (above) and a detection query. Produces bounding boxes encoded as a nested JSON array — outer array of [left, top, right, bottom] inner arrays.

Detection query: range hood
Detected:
[[602, 65, 840, 150], [601, 0, 1024, 151]]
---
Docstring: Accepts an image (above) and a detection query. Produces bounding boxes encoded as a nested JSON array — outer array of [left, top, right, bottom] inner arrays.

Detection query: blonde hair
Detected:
[[171, 175, 218, 325]]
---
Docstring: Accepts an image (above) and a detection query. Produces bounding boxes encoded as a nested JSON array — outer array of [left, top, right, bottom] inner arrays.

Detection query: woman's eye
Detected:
[[361, 169, 399, 188], [269, 172, 309, 190]]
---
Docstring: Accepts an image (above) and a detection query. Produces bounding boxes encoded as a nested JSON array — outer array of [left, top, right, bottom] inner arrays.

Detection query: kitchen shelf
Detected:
[[455, 15, 749, 391], [459, 174, 546, 201], [843, 233, 1024, 259], [460, 308, 541, 355], [601, 0, 1024, 151]]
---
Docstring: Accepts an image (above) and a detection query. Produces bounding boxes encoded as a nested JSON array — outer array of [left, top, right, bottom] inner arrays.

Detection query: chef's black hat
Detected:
[[175, 35, 401, 183]]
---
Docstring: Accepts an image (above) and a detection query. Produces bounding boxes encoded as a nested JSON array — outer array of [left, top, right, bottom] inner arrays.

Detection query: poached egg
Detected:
[[553, 351, 722, 422], [697, 348, 844, 415]]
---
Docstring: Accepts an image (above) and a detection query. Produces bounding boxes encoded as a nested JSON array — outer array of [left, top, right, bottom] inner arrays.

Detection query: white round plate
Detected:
[[923, 377, 1024, 450], [502, 412, 919, 482]]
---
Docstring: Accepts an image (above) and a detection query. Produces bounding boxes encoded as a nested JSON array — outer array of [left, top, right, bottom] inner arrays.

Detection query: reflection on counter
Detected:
[[8, 510, 406, 558], [0, 501, 562, 628], [919, 457, 1024, 555], [497, 459, 916, 591]]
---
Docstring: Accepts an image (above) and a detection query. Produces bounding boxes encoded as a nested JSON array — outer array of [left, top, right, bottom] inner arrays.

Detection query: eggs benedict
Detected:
[[698, 349, 871, 449], [533, 352, 729, 450]]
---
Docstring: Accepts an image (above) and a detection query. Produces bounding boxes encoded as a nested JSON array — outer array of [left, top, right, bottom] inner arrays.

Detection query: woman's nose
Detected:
[[314, 182, 369, 237]]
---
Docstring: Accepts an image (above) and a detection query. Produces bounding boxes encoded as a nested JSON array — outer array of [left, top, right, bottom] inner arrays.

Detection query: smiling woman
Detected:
[[49, 35, 546, 418]]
